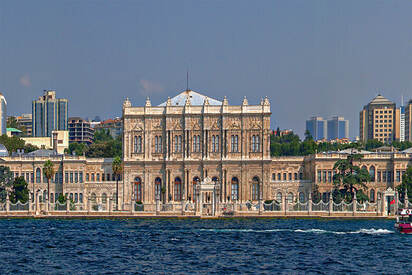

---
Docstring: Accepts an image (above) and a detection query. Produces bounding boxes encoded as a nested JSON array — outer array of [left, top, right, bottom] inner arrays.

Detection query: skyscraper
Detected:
[[0, 93, 7, 136], [359, 94, 400, 143], [306, 116, 327, 140], [327, 116, 349, 140], [32, 90, 68, 137]]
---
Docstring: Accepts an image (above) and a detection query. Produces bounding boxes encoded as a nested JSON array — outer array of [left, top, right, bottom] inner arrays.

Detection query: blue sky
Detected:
[[1, 0, 412, 138]]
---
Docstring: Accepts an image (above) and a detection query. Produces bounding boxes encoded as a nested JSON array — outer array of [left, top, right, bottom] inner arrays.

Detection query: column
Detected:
[[66, 197, 70, 213], [283, 193, 287, 215], [329, 193, 333, 216], [6, 193, 9, 214], [308, 193, 312, 215], [353, 191, 357, 216]]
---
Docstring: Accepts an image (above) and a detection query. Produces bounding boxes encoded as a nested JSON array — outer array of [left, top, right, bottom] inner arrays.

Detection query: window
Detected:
[[276, 192, 282, 203], [251, 135, 260, 152], [97, 173, 100, 182], [252, 177, 260, 200], [299, 192, 305, 203], [396, 170, 401, 182], [317, 171, 321, 182], [287, 192, 293, 202], [75, 193, 78, 203], [231, 135, 239, 152], [193, 177, 200, 202], [65, 172, 68, 183], [31, 173, 34, 183], [231, 177, 239, 201], [299, 173, 303, 180], [377, 171, 381, 182], [86, 173, 90, 182], [102, 173, 105, 182], [272, 173, 276, 181], [134, 136, 142, 153], [369, 166, 375, 182], [212, 135, 220, 152], [283, 173, 286, 181], [174, 177, 182, 201], [75, 172, 78, 183], [323, 171, 327, 182], [54, 173, 58, 183], [174, 135, 182, 153], [134, 177, 142, 202], [50, 193, 54, 203], [294, 173, 298, 181], [155, 177, 162, 198], [79, 193, 83, 203], [102, 193, 107, 204], [91, 173, 95, 182], [370, 189, 375, 203], [36, 168, 41, 183], [277, 173, 281, 181], [193, 135, 201, 152], [155, 136, 162, 153], [288, 173, 292, 181], [70, 172, 73, 183], [382, 171, 387, 182], [328, 171, 332, 183]]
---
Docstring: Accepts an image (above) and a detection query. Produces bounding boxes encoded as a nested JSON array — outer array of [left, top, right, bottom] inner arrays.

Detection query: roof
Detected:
[[401, 147, 412, 153], [6, 128, 22, 133], [0, 144, 8, 157], [369, 94, 394, 105], [338, 148, 371, 154], [159, 90, 222, 106], [27, 149, 58, 157]]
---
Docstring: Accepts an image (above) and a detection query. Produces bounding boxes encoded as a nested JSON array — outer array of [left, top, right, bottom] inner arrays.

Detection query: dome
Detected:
[[0, 144, 9, 157]]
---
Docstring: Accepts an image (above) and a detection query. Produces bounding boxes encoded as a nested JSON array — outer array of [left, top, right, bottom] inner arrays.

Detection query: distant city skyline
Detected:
[[2, 1, 412, 139]]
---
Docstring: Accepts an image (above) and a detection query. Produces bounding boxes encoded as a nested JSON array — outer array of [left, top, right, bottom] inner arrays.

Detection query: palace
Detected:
[[0, 90, 411, 216]]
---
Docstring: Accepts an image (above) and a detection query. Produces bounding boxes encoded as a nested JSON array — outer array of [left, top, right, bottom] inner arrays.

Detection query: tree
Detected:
[[10, 176, 29, 203], [65, 142, 88, 156], [312, 184, 321, 203], [304, 130, 313, 141], [396, 166, 412, 203], [43, 160, 55, 203], [332, 154, 371, 202], [0, 166, 13, 202], [112, 156, 123, 210], [364, 139, 384, 151], [0, 135, 39, 154], [6, 116, 19, 129]]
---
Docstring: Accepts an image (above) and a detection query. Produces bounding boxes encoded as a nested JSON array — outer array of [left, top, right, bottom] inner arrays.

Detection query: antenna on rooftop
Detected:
[[402, 94, 404, 106], [186, 69, 189, 91]]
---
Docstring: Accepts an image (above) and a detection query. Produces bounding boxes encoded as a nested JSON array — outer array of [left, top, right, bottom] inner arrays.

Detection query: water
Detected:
[[0, 218, 409, 274]]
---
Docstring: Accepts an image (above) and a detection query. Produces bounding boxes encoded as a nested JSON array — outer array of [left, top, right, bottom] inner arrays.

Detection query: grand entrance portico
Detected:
[[195, 177, 220, 216]]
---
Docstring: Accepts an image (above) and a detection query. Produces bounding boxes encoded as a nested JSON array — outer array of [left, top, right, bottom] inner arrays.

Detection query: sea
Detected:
[[0, 218, 409, 274]]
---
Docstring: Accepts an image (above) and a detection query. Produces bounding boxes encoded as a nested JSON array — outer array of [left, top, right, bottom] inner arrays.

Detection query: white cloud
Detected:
[[139, 79, 164, 96], [19, 75, 31, 87]]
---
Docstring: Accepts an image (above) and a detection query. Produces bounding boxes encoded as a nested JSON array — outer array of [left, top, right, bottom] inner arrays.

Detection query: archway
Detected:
[[174, 177, 182, 201]]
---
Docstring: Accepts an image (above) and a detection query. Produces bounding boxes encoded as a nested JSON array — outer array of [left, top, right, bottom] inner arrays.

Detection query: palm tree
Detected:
[[112, 156, 123, 210], [43, 160, 55, 204]]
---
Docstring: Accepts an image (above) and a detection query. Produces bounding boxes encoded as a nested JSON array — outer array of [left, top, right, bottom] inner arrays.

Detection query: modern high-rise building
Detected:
[[68, 117, 94, 145], [359, 94, 400, 143], [15, 114, 33, 137], [327, 116, 349, 140], [32, 90, 68, 137], [306, 116, 327, 140], [400, 106, 405, 142], [405, 100, 412, 142], [0, 93, 7, 136]]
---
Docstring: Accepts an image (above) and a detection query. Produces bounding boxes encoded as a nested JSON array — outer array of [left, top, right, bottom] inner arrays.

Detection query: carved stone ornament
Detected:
[[132, 122, 144, 131], [152, 119, 162, 130]]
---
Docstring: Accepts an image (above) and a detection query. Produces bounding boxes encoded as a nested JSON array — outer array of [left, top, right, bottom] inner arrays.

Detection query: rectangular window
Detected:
[[102, 173, 105, 181], [65, 172, 69, 183], [86, 173, 90, 182], [382, 171, 387, 182], [97, 173, 100, 182], [294, 173, 298, 181], [231, 135, 239, 153], [79, 172, 83, 183], [31, 173, 34, 183], [70, 172, 73, 183], [277, 173, 281, 181], [328, 171, 332, 183], [387, 171, 392, 182], [231, 183, 239, 201], [396, 170, 401, 182], [91, 173, 95, 182], [74, 172, 78, 183], [288, 173, 292, 181], [318, 171, 322, 182], [283, 173, 286, 181], [323, 171, 327, 182], [252, 183, 259, 200], [299, 173, 303, 180]]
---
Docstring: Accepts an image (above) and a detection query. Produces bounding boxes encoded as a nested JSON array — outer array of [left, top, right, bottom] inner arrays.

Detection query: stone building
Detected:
[[122, 90, 272, 205]]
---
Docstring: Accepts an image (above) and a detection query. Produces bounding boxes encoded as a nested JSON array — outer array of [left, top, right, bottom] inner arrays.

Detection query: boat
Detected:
[[395, 209, 412, 234]]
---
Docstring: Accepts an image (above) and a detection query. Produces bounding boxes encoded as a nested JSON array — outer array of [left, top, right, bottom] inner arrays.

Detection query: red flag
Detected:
[[390, 199, 396, 205]]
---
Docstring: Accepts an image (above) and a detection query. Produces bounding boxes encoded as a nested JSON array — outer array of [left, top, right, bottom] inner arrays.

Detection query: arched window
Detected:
[[102, 193, 107, 204], [174, 177, 182, 201], [370, 189, 375, 202], [277, 173, 281, 181], [276, 192, 282, 203], [252, 176, 260, 200], [299, 192, 305, 203], [272, 173, 276, 181], [256, 135, 260, 152], [91, 193, 97, 203], [50, 193, 54, 203], [134, 177, 142, 202], [79, 193, 83, 203], [231, 177, 239, 201], [36, 168, 41, 183], [294, 173, 298, 181], [369, 166, 375, 182], [287, 192, 293, 202], [74, 193, 78, 203], [43, 190, 47, 201], [155, 177, 162, 198]]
